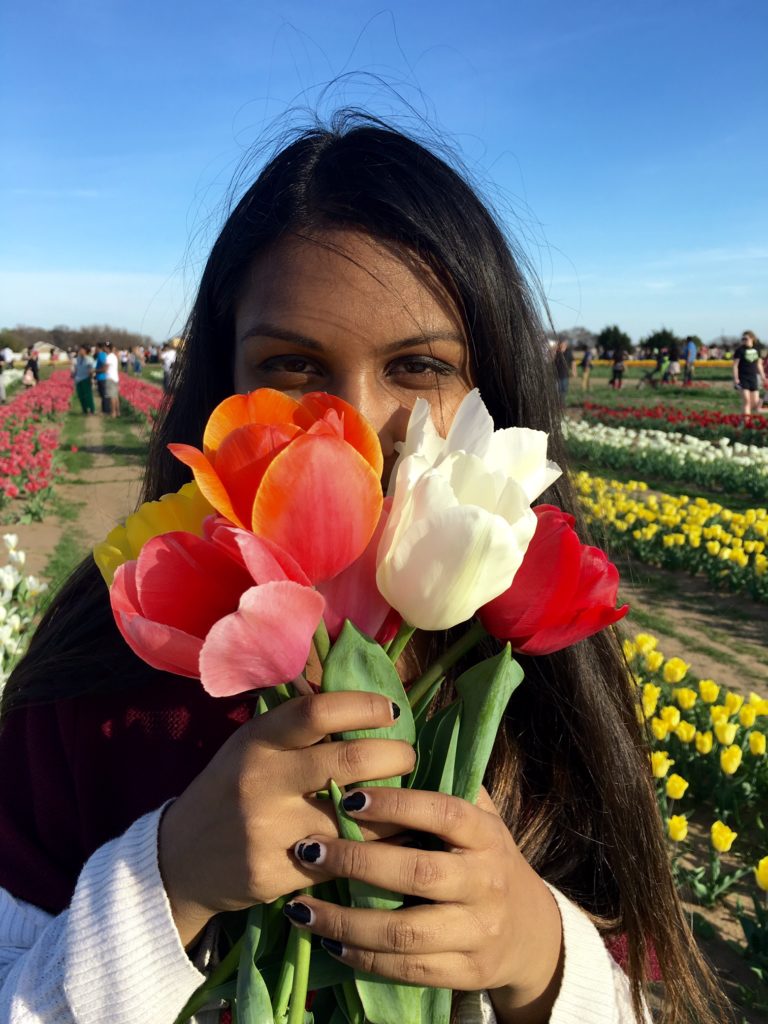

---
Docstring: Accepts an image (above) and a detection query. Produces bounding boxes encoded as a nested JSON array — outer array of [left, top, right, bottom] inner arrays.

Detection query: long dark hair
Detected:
[[5, 113, 725, 1022]]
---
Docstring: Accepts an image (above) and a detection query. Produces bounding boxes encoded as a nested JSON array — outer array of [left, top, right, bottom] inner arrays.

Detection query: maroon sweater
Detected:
[[0, 676, 253, 914]]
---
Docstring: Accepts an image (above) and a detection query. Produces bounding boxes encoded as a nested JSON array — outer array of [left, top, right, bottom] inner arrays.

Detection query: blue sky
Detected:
[[1, 0, 766, 343]]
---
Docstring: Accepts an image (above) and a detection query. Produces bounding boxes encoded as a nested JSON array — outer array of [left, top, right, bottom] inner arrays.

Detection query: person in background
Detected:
[[579, 346, 594, 391], [160, 343, 178, 393], [552, 340, 572, 408], [610, 348, 625, 389], [683, 336, 697, 386], [22, 349, 39, 388], [0, 354, 6, 405], [1, 346, 14, 367], [120, 349, 129, 373], [104, 343, 120, 418], [71, 346, 96, 415], [733, 330, 764, 423]]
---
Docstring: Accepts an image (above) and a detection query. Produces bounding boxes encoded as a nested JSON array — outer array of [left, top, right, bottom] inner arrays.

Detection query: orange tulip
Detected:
[[170, 389, 384, 583]]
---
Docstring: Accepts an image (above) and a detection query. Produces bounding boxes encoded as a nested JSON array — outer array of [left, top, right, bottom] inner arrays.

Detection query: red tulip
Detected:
[[169, 389, 383, 584], [110, 524, 325, 695], [478, 505, 628, 655]]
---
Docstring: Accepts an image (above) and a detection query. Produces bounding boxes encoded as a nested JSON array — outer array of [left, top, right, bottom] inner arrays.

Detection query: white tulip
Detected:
[[2, 534, 18, 552], [376, 390, 561, 630], [9, 549, 25, 567]]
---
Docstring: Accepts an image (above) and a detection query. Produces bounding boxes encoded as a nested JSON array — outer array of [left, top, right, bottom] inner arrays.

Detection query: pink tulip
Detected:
[[110, 525, 324, 695]]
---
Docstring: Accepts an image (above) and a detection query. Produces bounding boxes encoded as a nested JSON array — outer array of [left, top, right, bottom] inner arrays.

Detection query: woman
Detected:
[[733, 330, 764, 422], [0, 116, 725, 1023]]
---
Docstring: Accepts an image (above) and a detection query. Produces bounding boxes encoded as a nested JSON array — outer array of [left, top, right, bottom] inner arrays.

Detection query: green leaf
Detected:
[[322, 621, 414, 786], [330, 780, 402, 912], [453, 645, 524, 803], [420, 986, 451, 1023], [408, 701, 461, 794], [236, 904, 275, 1023]]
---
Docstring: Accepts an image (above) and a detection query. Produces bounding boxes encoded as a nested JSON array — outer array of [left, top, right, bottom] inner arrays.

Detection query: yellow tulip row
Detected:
[[574, 472, 768, 598]]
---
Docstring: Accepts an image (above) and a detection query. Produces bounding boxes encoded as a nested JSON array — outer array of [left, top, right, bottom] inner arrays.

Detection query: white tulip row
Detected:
[[0, 534, 48, 691], [563, 418, 768, 472]]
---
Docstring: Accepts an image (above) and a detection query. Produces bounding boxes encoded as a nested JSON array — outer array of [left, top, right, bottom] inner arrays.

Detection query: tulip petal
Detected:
[[214, 423, 302, 528], [202, 391, 307, 454], [442, 388, 493, 460], [168, 443, 244, 527], [135, 532, 254, 636], [485, 427, 562, 503], [111, 563, 202, 677], [199, 581, 325, 696], [301, 392, 384, 477], [210, 525, 312, 586], [252, 434, 383, 583]]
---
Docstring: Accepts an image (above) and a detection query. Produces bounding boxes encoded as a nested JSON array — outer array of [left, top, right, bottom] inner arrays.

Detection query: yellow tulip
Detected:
[[698, 680, 719, 703], [720, 745, 743, 776], [622, 639, 637, 661], [675, 721, 696, 744], [651, 751, 675, 778], [711, 820, 737, 853], [659, 706, 681, 729], [668, 815, 688, 842], [665, 774, 689, 800], [724, 692, 744, 716], [749, 731, 766, 756], [706, 540, 721, 556], [710, 705, 729, 726], [747, 693, 768, 716], [634, 633, 658, 655], [714, 722, 738, 746], [673, 687, 697, 711], [755, 856, 768, 892], [739, 705, 757, 729], [642, 683, 661, 719], [651, 717, 669, 741], [663, 658, 690, 684], [645, 651, 664, 673], [695, 730, 713, 755]]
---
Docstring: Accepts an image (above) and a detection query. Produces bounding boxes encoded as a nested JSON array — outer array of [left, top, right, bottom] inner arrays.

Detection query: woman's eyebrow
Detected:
[[238, 322, 465, 353]]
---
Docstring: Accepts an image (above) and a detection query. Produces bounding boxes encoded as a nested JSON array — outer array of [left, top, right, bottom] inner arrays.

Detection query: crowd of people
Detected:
[[551, 332, 765, 419]]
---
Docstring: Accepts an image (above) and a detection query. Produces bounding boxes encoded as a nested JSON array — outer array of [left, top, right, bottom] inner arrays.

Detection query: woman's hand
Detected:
[[158, 692, 415, 946], [284, 787, 564, 1024]]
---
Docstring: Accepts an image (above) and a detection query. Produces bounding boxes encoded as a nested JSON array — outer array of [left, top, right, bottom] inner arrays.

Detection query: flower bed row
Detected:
[[564, 419, 768, 501], [118, 376, 163, 426], [573, 471, 768, 602], [625, 632, 768, 970], [0, 373, 73, 520], [582, 401, 768, 446]]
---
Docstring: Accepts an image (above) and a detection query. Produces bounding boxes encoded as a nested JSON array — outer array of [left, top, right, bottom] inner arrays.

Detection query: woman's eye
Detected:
[[258, 355, 321, 376], [390, 356, 456, 379]]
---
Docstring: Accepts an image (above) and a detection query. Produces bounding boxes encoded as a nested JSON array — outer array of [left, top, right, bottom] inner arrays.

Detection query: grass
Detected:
[[101, 412, 149, 466], [41, 528, 88, 597], [568, 369, 746, 415]]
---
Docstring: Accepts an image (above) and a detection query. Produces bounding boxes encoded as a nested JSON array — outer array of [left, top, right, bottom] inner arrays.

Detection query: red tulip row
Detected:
[[0, 373, 73, 517], [583, 402, 768, 446], [118, 376, 163, 425]]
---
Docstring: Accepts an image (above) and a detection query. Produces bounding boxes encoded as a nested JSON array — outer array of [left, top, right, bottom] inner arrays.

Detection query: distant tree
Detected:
[[596, 325, 632, 358], [0, 324, 156, 352], [640, 328, 679, 357]]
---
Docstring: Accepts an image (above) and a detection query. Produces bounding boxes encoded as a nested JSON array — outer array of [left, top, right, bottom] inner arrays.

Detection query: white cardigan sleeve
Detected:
[[0, 805, 205, 1023]]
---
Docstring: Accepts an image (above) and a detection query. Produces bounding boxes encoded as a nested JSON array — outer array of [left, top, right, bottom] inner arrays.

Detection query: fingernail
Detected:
[[295, 840, 326, 865], [283, 901, 314, 926], [341, 790, 369, 813], [321, 937, 345, 957], [391, 701, 401, 720]]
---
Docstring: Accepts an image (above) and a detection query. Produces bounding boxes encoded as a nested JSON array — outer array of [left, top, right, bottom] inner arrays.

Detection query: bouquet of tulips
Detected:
[[95, 388, 627, 1024]]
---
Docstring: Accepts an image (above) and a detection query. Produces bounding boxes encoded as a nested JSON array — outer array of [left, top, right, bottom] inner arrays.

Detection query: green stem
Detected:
[[407, 620, 488, 709], [313, 619, 330, 666], [174, 936, 243, 1022], [272, 926, 298, 1021], [387, 621, 417, 663], [287, 906, 312, 1024]]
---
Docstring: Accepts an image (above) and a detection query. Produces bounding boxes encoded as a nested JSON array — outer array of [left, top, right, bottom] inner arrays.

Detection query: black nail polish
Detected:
[[296, 841, 324, 864], [321, 937, 345, 957], [342, 791, 368, 813], [283, 901, 313, 925], [391, 701, 401, 720]]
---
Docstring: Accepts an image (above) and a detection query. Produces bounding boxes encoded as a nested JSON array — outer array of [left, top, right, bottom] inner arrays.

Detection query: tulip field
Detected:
[[567, 365, 768, 1015]]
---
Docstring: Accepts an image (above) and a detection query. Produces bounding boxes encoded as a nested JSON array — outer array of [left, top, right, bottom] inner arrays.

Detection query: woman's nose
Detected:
[[329, 376, 410, 481]]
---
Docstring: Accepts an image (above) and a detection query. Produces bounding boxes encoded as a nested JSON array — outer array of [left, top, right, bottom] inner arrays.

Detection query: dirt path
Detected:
[[12, 412, 145, 579]]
